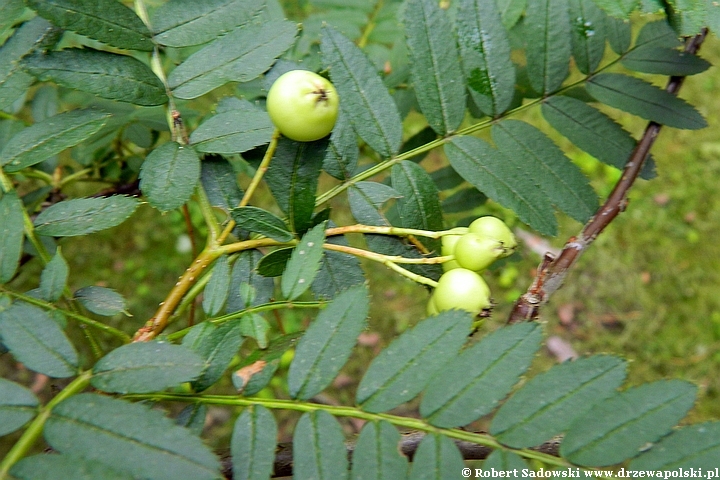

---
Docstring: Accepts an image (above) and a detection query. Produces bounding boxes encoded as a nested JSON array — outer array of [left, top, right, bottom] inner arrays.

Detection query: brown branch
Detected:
[[508, 28, 709, 324]]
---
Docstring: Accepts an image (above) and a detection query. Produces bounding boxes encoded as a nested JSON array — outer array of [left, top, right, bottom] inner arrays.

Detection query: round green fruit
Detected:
[[426, 294, 439, 316], [468, 216, 517, 257], [266, 70, 339, 142], [440, 227, 469, 272], [433, 268, 491, 315], [453, 232, 504, 272]]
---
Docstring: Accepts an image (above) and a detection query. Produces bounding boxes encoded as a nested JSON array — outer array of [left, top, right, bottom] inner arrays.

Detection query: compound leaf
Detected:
[[231, 405, 277, 480], [293, 411, 349, 480], [140, 142, 201, 212]]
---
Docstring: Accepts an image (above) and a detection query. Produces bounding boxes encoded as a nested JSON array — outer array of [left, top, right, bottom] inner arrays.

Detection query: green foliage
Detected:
[[0, 0, 718, 477]]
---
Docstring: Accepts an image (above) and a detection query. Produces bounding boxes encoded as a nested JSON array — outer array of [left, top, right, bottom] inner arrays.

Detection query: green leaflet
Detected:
[[231, 206, 293, 243], [231, 406, 277, 480], [0, 378, 39, 437], [26, 0, 153, 51], [190, 109, 274, 154], [168, 19, 297, 99], [257, 248, 293, 277], [0, 192, 24, 283], [288, 285, 369, 400], [311, 233, 365, 300], [591, 0, 640, 17], [74, 286, 127, 316], [629, 422, 720, 469], [604, 14, 631, 53], [321, 26, 402, 158], [39, 248, 68, 302], [45, 394, 221, 480], [281, 222, 327, 300], [0, 303, 78, 378], [200, 156, 244, 213], [22, 49, 168, 106], [11, 454, 134, 480], [497, 0, 527, 29], [356, 310, 472, 413], [561, 380, 697, 466], [587, 73, 707, 130], [525, 0, 571, 95], [91, 342, 205, 394], [351, 421, 408, 480], [407, 434, 464, 480], [184, 320, 244, 391], [0, 109, 110, 172], [404, 0, 465, 134], [151, 0, 265, 47], [0, 0, 25, 35], [202, 255, 232, 317], [323, 109, 359, 180], [456, 0, 515, 117], [569, 0, 607, 74], [239, 313, 269, 349], [293, 411, 349, 480], [175, 404, 207, 436], [226, 249, 274, 312], [621, 47, 711, 76], [139, 142, 201, 212], [481, 450, 528, 472], [233, 332, 301, 395]]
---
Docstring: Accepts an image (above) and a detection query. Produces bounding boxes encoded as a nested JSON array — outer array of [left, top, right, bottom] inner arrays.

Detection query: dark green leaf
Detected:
[[542, 95, 656, 179], [569, 0, 606, 74], [404, 0, 465, 134], [168, 20, 297, 99], [39, 248, 68, 302], [351, 421, 408, 480], [561, 380, 697, 466], [46, 393, 221, 480], [202, 255, 231, 317], [357, 310, 472, 413], [391, 161, 443, 252], [0, 192, 24, 283], [407, 434, 464, 480], [231, 405, 277, 480], [200, 156, 243, 213], [74, 286, 126, 316], [457, 0, 515, 117], [445, 136, 557, 235], [0, 303, 78, 378], [26, 0, 153, 51], [22, 49, 168, 106], [226, 250, 274, 312], [231, 206, 294, 242], [151, 0, 265, 47], [430, 165, 465, 191], [349, 182, 401, 225], [312, 233, 365, 300], [629, 421, 720, 469], [665, 0, 706, 36], [293, 411, 349, 480], [140, 142, 201, 212], [633, 20, 682, 50], [257, 248, 293, 277], [0, 378, 39, 436], [281, 221, 326, 300], [587, 73, 707, 130], [233, 332, 301, 395], [420, 323, 542, 428], [265, 137, 327, 233], [591, 0, 639, 17], [525, 0, 571, 94], [491, 355, 627, 448], [621, 47, 711, 75], [239, 313, 269, 349], [190, 109, 274, 154], [481, 449, 528, 471], [91, 342, 205, 394], [1, 109, 110, 172], [11, 454, 134, 480], [441, 188, 487, 214], [175, 404, 207, 436], [493, 120, 598, 223], [185, 320, 244, 391], [289, 285, 369, 399], [34, 196, 138, 237], [323, 109, 358, 180], [604, 14, 631, 53], [321, 26, 403, 157]]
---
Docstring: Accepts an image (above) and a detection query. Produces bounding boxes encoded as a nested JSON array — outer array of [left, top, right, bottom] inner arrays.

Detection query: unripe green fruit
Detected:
[[266, 70, 339, 142], [453, 232, 504, 272], [426, 294, 439, 316], [441, 227, 469, 272], [468, 216, 517, 257], [433, 268, 491, 315]]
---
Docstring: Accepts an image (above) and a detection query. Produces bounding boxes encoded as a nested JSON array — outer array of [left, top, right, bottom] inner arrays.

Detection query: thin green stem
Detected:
[[384, 261, 438, 287], [0, 371, 92, 479], [22, 211, 51, 264], [324, 242, 450, 265], [0, 169, 14, 193]]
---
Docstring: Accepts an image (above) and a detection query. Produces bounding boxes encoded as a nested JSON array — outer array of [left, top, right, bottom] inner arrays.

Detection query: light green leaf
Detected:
[[230, 206, 294, 242], [569, 0, 607, 74], [321, 26, 402, 157], [34, 196, 138, 237], [152, 0, 265, 47], [391, 161, 443, 252], [587, 73, 707, 129], [0, 192, 24, 283], [22, 49, 168, 106], [168, 20, 297, 99], [525, 0, 571, 94], [491, 355, 627, 448], [420, 323, 542, 428], [239, 313, 269, 349], [0, 378, 39, 436], [231, 405, 278, 480], [26, 0, 153, 51], [408, 434, 464, 480], [140, 142, 201, 212], [351, 421, 408, 480], [186, 320, 244, 391], [293, 411, 349, 480], [0, 109, 110, 172], [404, 0, 465, 134], [281, 221, 326, 300], [457, 0, 515, 117], [202, 255, 231, 317], [39, 248, 68, 302], [74, 286, 127, 316], [46, 393, 221, 480], [445, 136, 557, 235], [91, 342, 205, 394], [0, 0, 26, 35], [0, 303, 78, 378], [190, 109, 273, 154], [11, 454, 134, 480], [621, 47, 710, 76], [629, 421, 720, 469], [591, 0, 639, 17], [561, 380, 697, 466], [357, 310, 472, 413], [289, 285, 369, 400]]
